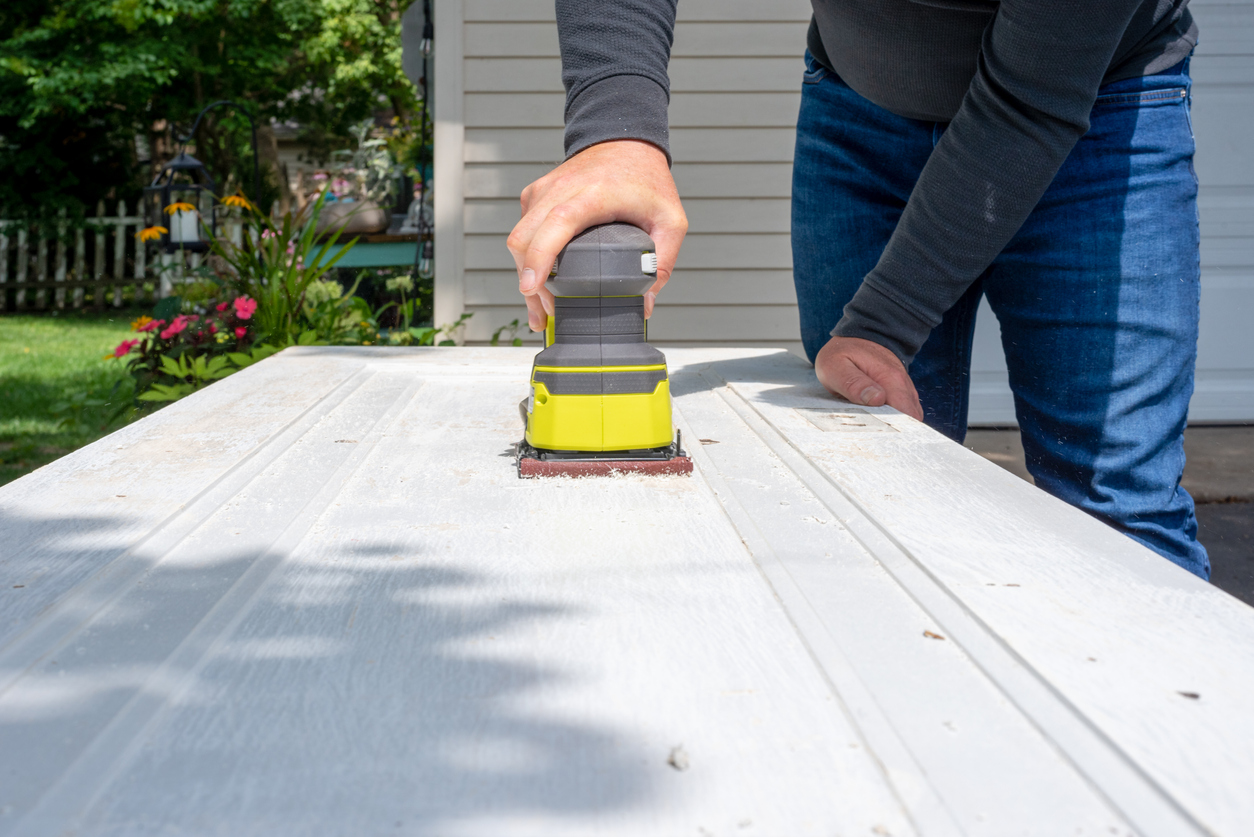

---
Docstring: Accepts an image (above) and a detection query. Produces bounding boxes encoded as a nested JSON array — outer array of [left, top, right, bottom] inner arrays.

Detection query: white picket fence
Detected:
[[0, 199, 244, 312]]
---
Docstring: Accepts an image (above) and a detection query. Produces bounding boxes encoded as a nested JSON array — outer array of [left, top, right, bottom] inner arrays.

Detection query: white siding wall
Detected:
[[971, 0, 1254, 423], [437, 0, 1254, 419], [440, 0, 809, 351]]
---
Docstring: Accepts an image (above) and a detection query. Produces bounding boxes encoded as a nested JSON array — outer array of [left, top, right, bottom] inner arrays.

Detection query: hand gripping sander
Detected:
[[516, 223, 692, 478]]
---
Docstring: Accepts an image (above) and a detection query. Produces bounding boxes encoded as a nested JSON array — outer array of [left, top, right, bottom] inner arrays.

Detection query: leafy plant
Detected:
[[328, 120, 400, 205], [491, 319, 524, 347], [137, 354, 236, 403], [48, 392, 108, 432], [134, 340, 293, 402], [207, 191, 360, 345], [0, 0, 423, 222], [110, 299, 260, 405], [437, 312, 474, 346]]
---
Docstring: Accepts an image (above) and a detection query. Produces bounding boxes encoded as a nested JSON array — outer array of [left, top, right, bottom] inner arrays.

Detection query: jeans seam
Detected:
[[1093, 88, 1187, 106]]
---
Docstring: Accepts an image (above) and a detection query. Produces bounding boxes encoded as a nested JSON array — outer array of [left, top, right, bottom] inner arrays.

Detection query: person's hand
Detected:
[[815, 336, 924, 421], [506, 139, 688, 332]]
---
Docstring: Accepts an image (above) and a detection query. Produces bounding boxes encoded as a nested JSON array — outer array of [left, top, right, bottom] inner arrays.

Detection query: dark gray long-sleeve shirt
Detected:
[[555, 0, 1197, 365]]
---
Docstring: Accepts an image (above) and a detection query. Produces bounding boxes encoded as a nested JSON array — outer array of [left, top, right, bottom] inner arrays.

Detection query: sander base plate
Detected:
[[516, 432, 693, 479]]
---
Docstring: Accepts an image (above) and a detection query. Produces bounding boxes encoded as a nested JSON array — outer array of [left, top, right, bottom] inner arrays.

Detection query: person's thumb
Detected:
[[822, 354, 887, 407]]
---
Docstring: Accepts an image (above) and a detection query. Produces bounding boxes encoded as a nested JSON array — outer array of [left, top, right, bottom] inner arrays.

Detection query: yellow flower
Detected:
[[164, 202, 196, 215], [222, 193, 253, 210], [131, 315, 153, 331], [136, 226, 167, 242]]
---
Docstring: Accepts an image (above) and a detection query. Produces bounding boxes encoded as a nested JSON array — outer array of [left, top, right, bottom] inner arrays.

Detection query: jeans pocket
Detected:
[[1093, 86, 1188, 109], [802, 50, 828, 85]]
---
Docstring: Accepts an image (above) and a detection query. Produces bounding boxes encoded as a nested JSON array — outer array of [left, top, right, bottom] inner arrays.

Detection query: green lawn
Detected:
[[0, 310, 145, 486]]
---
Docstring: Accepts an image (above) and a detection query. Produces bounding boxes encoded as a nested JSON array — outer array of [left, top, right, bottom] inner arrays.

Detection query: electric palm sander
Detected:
[[516, 223, 692, 478]]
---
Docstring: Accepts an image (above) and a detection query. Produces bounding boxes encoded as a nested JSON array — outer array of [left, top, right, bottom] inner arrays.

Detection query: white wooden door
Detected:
[[4, 346, 1254, 834]]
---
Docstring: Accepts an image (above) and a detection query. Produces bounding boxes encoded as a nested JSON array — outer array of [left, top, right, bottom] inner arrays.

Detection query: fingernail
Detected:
[[644, 291, 656, 317], [541, 295, 553, 316], [859, 386, 883, 405], [520, 268, 536, 292]]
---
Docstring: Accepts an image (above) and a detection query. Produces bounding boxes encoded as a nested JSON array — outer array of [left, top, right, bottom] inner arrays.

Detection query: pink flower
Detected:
[[216, 301, 230, 312], [113, 339, 139, 358], [137, 319, 164, 333], [261, 229, 277, 239], [233, 297, 257, 320], [235, 326, 248, 338], [160, 315, 189, 340], [209, 324, 217, 334]]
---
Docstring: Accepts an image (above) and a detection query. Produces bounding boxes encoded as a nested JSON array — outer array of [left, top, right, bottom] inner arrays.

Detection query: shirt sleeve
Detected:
[[556, 0, 678, 162], [831, 0, 1149, 365]]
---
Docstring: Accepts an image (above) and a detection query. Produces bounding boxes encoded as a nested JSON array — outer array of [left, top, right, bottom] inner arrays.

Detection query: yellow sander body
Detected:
[[517, 223, 691, 478]]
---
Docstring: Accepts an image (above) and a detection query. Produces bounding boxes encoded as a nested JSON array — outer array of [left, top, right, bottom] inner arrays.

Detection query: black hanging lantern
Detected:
[[144, 151, 216, 254]]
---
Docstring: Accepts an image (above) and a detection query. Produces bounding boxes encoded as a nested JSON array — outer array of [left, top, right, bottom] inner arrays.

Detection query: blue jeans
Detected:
[[791, 54, 1208, 578]]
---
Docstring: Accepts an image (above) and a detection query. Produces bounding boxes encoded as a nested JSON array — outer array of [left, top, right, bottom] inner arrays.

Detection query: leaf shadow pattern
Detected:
[[0, 511, 653, 835]]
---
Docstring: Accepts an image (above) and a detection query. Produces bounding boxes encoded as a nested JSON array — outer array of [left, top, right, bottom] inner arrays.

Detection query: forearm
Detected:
[[832, 0, 1146, 364], [556, 0, 677, 160]]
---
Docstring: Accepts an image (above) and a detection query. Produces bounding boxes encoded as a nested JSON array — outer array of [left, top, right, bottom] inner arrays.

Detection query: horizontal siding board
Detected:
[[672, 92, 803, 127], [1201, 237, 1254, 269], [465, 233, 792, 271], [1190, 55, 1254, 85], [465, 127, 794, 163], [672, 127, 795, 162], [466, 22, 807, 58], [465, 0, 812, 22], [465, 270, 799, 306], [460, 301, 804, 344], [672, 163, 794, 198], [466, 93, 564, 128], [1193, 87, 1254, 186], [1199, 188, 1254, 238], [466, 58, 803, 93], [1197, 284, 1254, 370], [465, 163, 794, 200], [648, 303, 801, 342], [461, 305, 539, 343], [671, 21, 808, 56], [677, 234, 793, 270], [464, 21, 557, 56], [464, 163, 552, 198], [464, 128, 562, 163], [466, 92, 802, 128], [465, 197, 791, 235], [1191, 5, 1254, 56]]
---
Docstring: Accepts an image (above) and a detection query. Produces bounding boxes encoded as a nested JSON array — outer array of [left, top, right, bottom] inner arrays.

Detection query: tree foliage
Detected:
[[0, 0, 419, 223]]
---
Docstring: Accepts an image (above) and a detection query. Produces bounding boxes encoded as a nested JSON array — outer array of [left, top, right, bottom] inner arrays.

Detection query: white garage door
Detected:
[[970, 0, 1254, 424]]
